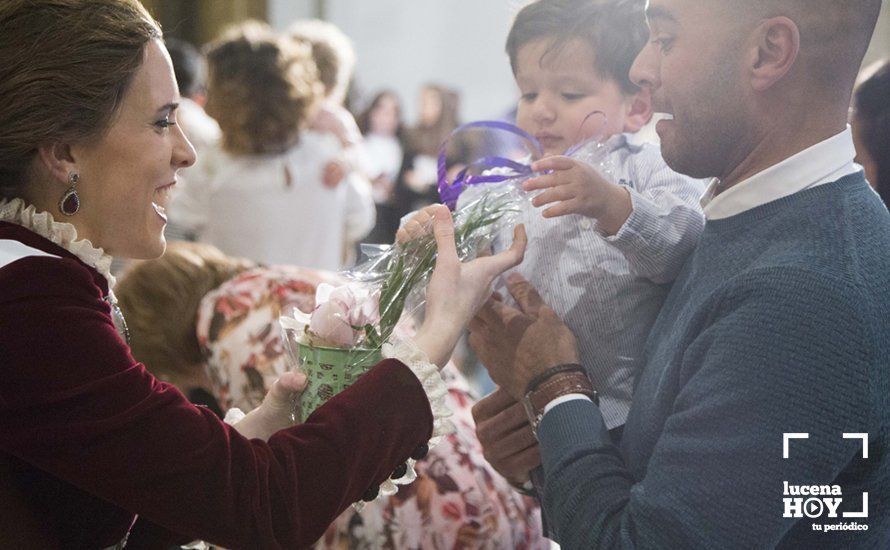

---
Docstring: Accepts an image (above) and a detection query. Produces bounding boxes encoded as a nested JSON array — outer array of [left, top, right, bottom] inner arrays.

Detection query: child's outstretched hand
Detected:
[[523, 156, 632, 236]]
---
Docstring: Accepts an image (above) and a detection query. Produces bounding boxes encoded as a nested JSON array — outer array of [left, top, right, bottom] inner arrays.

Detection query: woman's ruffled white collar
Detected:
[[0, 197, 116, 287]]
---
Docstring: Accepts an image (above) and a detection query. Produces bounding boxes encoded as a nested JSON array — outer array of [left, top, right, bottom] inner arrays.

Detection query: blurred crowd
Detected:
[[160, 20, 476, 273]]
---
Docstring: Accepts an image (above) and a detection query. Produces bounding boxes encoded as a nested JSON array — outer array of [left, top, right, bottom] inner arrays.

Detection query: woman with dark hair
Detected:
[[358, 90, 405, 195], [358, 90, 407, 244], [396, 84, 464, 212], [853, 58, 890, 206], [0, 1, 526, 547]]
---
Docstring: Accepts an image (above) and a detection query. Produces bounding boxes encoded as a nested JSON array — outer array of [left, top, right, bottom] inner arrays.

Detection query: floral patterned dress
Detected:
[[195, 265, 548, 549]]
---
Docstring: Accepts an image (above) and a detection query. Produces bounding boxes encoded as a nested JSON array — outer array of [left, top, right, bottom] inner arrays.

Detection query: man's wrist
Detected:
[[543, 393, 593, 414], [522, 364, 597, 437]]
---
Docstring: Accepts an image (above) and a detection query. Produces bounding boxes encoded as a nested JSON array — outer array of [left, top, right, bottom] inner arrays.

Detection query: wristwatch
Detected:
[[521, 364, 597, 438]]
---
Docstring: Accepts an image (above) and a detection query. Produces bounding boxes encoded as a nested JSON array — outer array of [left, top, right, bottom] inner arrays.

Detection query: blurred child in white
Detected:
[[169, 22, 374, 270]]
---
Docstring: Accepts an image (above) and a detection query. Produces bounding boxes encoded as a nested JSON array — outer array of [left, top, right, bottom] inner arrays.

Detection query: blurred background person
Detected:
[[396, 84, 463, 212], [116, 241, 549, 550], [169, 22, 374, 270], [288, 19, 368, 179], [359, 90, 407, 244], [288, 18, 375, 265], [853, 58, 889, 206], [163, 37, 220, 242], [288, 19, 358, 145], [165, 37, 219, 159]]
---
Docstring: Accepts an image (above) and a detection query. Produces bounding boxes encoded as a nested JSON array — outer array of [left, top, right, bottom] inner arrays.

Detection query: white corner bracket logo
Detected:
[[782, 433, 870, 532], [783, 433, 809, 459]]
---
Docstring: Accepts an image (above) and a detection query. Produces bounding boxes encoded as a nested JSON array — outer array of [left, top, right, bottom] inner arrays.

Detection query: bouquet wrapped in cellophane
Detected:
[[278, 117, 614, 503], [279, 186, 527, 411]]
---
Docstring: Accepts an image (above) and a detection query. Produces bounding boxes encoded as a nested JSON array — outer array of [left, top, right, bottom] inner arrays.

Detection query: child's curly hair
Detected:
[[204, 21, 323, 155]]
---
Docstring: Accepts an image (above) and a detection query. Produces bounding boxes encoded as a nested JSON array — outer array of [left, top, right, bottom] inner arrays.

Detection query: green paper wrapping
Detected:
[[297, 343, 383, 419]]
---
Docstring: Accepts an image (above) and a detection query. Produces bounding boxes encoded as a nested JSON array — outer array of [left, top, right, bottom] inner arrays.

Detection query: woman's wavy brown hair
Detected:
[[204, 21, 323, 156], [0, 0, 161, 198], [116, 241, 254, 381]]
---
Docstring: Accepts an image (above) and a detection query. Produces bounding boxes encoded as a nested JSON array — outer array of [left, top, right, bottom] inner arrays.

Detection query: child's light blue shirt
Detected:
[[459, 133, 705, 428]]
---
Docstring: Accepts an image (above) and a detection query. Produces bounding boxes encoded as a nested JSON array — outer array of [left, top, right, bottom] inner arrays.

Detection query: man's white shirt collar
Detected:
[[700, 127, 861, 220]]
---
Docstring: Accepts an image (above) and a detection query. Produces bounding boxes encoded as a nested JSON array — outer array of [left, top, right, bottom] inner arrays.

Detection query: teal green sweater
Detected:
[[538, 173, 890, 548]]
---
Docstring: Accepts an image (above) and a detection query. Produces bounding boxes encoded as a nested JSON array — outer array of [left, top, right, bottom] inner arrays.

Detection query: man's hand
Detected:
[[523, 156, 632, 236], [232, 372, 307, 440], [472, 388, 540, 486], [468, 273, 579, 400]]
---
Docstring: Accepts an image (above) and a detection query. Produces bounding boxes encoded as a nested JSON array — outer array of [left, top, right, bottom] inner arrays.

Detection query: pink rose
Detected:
[[348, 288, 381, 328], [308, 298, 355, 347], [308, 283, 381, 347]]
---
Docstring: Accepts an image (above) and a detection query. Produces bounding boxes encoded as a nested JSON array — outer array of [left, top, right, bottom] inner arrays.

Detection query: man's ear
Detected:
[[36, 142, 77, 187], [749, 16, 800, 92], [622, 87, 653, 133]]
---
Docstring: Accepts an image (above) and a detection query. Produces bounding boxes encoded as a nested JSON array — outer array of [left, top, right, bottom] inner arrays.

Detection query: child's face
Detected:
[[515, 38, 631, 156]]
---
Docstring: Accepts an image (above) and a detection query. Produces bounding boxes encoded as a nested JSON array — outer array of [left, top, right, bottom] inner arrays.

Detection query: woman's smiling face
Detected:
[[68, 39, 196, 259]]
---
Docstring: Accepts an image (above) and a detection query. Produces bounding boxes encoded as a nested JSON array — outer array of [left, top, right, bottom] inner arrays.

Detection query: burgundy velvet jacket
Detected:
[[0, 221, 434, 549]]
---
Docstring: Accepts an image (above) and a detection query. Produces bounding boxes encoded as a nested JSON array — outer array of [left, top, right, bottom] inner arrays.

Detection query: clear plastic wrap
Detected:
[[278, 116, 615, 505], [279, 184, 527, 418], [279, 116, 619, 415]]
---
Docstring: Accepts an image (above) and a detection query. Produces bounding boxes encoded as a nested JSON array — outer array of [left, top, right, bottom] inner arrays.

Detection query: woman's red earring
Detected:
[[59, 172, 80, 216]]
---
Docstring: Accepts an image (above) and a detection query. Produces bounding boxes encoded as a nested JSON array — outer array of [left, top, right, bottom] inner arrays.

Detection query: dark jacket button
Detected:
[[410, 443, 429, 460], [362, 485, 380, 502], [391, 463, 408, 479]]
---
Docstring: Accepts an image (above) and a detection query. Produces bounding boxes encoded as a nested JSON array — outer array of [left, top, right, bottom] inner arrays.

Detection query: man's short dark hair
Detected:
[[165, 37, 204, 98], [506, 0, 648, 95]]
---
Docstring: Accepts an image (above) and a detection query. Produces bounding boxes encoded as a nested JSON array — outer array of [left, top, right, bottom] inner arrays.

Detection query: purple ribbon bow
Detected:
[[437, 120, 544, 210], [436, 112, 608, 210]]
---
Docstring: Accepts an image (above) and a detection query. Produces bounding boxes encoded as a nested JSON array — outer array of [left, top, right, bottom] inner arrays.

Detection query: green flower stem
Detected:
[[367, 192, 521, 347]]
